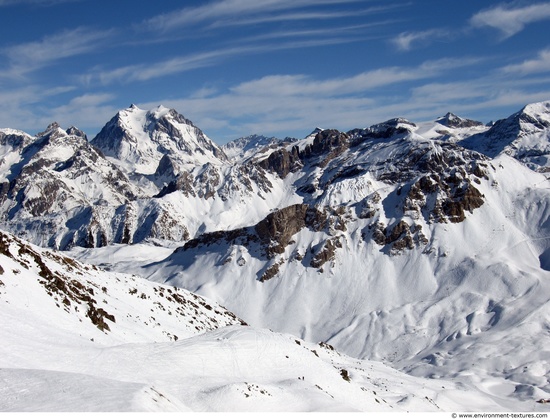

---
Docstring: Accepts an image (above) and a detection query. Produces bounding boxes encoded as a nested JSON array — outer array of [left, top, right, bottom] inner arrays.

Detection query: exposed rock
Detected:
[[255, 204, 327, 257], [310, 236, 342, 269], [259, 259, 284, 282], [258, 146, 301, 178], [440, 181, 485, 223], [301, 129, 350, 168]]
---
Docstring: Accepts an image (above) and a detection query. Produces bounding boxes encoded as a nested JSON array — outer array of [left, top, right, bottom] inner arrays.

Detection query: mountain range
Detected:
[[1, 101, 550, 411]]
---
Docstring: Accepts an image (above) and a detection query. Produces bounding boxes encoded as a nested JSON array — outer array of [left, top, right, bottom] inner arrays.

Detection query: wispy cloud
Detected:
[[2, 27, 113, 77], [470, 2, 550, 38], [83, 36, 372, 86], [45, 93, 119, 130], [230, 61, 468, 98], [145, 0, 364, 32], [502, 48, 550, 74], [391, 29, 449, 51], [207, 4, 401, 28], [0, 84, 75, 131], [82, 45, 265, 85], [134, 56, 484, 141]]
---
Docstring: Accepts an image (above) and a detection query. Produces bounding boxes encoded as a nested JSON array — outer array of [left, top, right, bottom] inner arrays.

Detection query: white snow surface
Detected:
[[0, 230, 515, 412], [2, 101, 550, 411]]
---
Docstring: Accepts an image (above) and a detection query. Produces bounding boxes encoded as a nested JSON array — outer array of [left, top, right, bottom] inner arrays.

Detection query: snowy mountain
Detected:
[[461, 101, 550, 171], [91, 104, 227, 175], [0, 122, 142, 248], [436, 112, 484, 129], [0, 229, 512, 412], [0, 107, 291, 249], [1, 101, 550, 411]]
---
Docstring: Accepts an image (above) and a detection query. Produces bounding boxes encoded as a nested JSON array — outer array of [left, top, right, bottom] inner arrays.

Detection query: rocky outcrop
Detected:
[[310, 236, 342, 270], [366, 220, 428, 255], [405, 173, 485, 224], [181, 204, 329, 262], [257, 146, 301, 178]]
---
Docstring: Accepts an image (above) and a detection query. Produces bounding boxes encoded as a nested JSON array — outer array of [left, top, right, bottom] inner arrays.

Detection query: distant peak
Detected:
[[436, 112, 483, 129], [36, 122, 63, 137], [66, 126, 87, 140], [46, 122, 61, 131], [444, 112, 459, 120], [520, 100, 550, 117]]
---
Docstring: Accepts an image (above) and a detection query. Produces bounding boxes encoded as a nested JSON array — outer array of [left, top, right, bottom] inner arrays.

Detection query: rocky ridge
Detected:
[[0, 101, 548, 257]]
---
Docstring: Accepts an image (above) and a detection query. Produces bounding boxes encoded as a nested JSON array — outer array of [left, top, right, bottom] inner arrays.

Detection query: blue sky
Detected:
[[1, 0, 550, 143]]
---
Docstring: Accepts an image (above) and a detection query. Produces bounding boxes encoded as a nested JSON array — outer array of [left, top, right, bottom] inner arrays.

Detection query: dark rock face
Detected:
[[257, 146, 301, 178], [366, 220, 427, 255], [255, 204, 328, 257], [66, 126, 88, 140], [310, 236, 342, 269], [303, 130, 350, 168], [0, 131, 30, 151], [181, 204, 329, 261], [440, 181, 485, 223], [154, 154, 177, 179], [89, 114, 131, 158]]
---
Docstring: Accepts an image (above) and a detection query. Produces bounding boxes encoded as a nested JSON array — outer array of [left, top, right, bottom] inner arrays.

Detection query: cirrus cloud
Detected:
[[470, 2, 550, 38], [502, 48, 550, 74]]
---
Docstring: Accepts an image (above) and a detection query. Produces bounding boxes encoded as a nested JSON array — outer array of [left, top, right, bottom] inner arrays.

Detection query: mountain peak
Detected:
[[91, 105, 227, 176], [66, 126, 87, 140], [519, 100, 550, 124], [436, 112, 483, 129], [36, 122, 66, 139], [459, 100, 550, 170]]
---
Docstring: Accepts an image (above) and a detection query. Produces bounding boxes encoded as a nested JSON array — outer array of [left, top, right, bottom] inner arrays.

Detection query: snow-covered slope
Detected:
[[222, 134, 289, 162], [461, 101, 550, 171], [2, 101, 550, 411], [0, 229, 513, 412]]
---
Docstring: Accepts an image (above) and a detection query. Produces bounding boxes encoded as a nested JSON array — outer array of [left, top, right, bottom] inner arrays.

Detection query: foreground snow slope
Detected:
[[0, 230, 514, 412]]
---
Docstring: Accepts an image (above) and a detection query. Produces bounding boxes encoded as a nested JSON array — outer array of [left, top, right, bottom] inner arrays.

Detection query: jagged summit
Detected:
[[66, 126, 87, 140], [461, 100, 550, 170], [36, 122, 65, 138], [91, 105, 227, 175], [436, 112, 484, 129]]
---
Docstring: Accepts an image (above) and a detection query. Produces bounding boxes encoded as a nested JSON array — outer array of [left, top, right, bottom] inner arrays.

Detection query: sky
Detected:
[[1, 0, 550, 144]]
